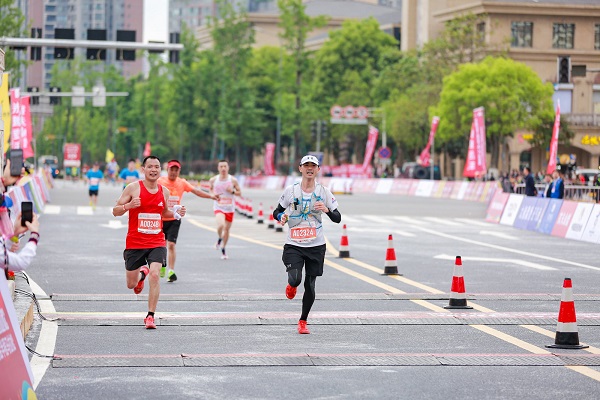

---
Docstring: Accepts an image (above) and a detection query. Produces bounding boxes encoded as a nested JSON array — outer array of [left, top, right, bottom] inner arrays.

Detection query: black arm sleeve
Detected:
[[326, 208, 342, 224], [273, 204, 286, 221]]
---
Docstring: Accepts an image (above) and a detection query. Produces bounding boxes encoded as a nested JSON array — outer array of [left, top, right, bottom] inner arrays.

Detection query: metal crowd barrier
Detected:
[[514, 184, 600, 203]]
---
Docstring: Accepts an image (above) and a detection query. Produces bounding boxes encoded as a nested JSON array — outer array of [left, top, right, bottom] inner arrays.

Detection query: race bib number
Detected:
[[90, 178, 100, 186], [167, 196, 180, 210], [290, 226, 317, 243], [218, 198, 233, 205], [137, 213, 161, 234]]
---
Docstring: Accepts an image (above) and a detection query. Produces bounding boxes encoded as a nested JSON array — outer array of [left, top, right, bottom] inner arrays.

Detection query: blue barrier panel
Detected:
[[536, 199, 563, 235], [513, 196, 539, 230], [527, 197, 550, 231]]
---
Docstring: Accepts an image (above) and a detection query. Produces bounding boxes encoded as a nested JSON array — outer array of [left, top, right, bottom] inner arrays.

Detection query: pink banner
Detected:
[[143, 141, 151, 157], [463, 107, 487, 178], [362, 125, 379, 171], [264, 142, 275, 176], [9, 90, 34, 158], [546, 102, 560, 174], [419, 116, 440, 167], [63, 143, 81, 167]]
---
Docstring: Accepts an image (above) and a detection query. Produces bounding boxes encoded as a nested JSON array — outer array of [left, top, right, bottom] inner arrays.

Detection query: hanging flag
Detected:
[[105, 149, 115, 163], [546, 101, 561, 174], [419, 116, 440, 167], [463, 107, 487, 178], [21, 96, 33, 159], [362, 125, 379, 172], [0, 73, 10, 154], [143, 141, 151, 157], [9, 90, 34, 158], [264, 142, 275, 176]]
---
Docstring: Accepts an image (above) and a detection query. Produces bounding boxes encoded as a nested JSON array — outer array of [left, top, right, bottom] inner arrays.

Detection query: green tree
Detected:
[[0, 0, 27, 85], [432, 56, 555, 168], [278, 0, 327, 165]]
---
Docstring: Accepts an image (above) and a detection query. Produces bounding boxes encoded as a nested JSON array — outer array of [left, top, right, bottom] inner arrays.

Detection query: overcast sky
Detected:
[[143, 0, 168, 44]]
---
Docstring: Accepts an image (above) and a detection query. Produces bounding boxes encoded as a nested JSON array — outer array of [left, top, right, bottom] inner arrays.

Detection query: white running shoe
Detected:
[[221, 254, 228, 260]]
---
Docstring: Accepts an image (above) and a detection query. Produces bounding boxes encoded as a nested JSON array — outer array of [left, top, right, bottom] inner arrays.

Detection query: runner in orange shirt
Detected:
[[157, 159, 218, 282]]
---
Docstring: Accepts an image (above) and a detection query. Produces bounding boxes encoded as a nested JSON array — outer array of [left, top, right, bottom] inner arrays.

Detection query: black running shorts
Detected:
[[282, 244, 326, 277], [162, 219, 182, 243], [89, 189, 99, 197], [123, 247, 167, 271]]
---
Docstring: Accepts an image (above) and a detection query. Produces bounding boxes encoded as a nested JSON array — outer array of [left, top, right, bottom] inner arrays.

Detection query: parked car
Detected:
[[575, 168, 599, 185], [401, 162, 441, 180], [38, 155, 60, 178]]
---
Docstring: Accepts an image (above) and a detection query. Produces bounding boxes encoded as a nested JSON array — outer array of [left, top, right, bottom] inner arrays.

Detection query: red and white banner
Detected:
[[143, 141, 151, 157], [362, 125, 379, 172], [419, 116, 440, 167], [264, 142, 275, 176], [9, 89, 34, 159], [463, 107, 487, 178], [63, 143, 82, 167], [547, 101, 560, 174], [0, 274, 36, 399]]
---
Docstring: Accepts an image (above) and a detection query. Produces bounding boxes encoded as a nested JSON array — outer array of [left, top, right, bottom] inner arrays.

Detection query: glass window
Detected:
[[595, 24, 600, 50], [553, 90, 572, 113], [553, 23, 575, 49], [511, 22, 533, 47]]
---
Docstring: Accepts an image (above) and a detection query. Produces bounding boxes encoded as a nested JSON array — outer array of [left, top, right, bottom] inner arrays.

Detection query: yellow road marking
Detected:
[[521, 325, 600, 355], [187, 218, 600, 382]]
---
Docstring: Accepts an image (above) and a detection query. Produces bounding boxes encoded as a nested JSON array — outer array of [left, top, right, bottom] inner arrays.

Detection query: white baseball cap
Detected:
[[300, 155, 319, 166]]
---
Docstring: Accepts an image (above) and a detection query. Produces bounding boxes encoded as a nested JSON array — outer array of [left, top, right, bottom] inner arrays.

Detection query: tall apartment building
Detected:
[[22, 0, 144, 90]]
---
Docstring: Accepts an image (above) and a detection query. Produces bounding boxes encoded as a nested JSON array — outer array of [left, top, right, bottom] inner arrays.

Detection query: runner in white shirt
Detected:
[[209, 160, 242, 260], [272, 155, 342, 334]]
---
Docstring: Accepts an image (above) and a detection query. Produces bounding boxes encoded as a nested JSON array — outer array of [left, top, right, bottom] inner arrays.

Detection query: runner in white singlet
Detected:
[[209, 160, 242, 260]]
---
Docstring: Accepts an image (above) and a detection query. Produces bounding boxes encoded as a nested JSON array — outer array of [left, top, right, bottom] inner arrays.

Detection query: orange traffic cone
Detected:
[[339, 224, 350, 258], [444, 256, 472, 309], [382, 234, 400, 275], [546, 278, 588, 349], [267, 207, 275, 229], [257, 202, 264, 224]]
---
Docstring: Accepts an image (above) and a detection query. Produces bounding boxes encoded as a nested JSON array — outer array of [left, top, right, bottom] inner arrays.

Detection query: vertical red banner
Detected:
[[463, 107, 487, 178], [547, 102, 560, 174], [9, 90, 34, 158], [264, 142, 275, 176], [419, 116, 440, 167], [143, 141, 151, 157], [362, 125, 379, 172]]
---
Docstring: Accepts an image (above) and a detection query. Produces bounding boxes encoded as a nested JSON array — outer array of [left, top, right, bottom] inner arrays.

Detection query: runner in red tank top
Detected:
[[112, 156, 187, 329]]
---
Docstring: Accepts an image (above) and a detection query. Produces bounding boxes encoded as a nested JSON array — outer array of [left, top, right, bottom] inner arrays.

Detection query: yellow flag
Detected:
[[0, 73, 11, 154], [105, 149, 114, 163]]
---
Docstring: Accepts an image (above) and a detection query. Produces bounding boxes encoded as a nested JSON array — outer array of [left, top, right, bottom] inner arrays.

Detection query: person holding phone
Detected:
[[1, 160, 41, 275]]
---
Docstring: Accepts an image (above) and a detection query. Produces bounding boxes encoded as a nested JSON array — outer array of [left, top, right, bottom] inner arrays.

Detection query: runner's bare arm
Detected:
[[112, 184, 137, 216], [208, 176, 217, 196], [231, 178, 242, 197], [191, 186, 218, 200]]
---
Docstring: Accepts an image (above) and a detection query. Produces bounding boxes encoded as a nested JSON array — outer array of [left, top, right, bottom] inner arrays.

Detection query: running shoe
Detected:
[[167, 270, 177, 283], [160, 266, 166, 278], [133, 265, 149, 294], [297, 320, 310, 334], [285, 284, 296, 300], [215, 240, 221, 250], [144, 315, 157, 329], [221, 254, 228, 260]]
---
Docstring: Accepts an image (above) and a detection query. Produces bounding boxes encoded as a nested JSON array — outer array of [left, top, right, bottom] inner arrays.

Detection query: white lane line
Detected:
[[340, 215, 362, 224], [392, 216, 428, 225], [454, 218, 491, 227], [393, 230, 416, 238], [26, 273, 57, 390], [346, 226, 415, 238], [434, 254, 556, 271], [479, 230, 518, 240], [76, 206, 94, 215], [419, 226, 600, 271], [423, 217, 463, 227], [363, 215, 392, 224], [43, 205, 61, 214]]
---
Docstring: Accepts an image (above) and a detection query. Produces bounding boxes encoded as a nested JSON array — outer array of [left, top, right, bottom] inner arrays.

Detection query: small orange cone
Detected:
[[267, 207, 275, 229], [382, 234, 400, 275], [444, 256, 472, 309], [339, 224, 350, 258], [257, 202, 264, 224], [546, 278, 588, 349]]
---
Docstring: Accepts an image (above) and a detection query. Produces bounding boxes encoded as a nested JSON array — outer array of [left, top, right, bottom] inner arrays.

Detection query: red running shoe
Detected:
[[285, 284, 296, 299], [133, 265, 150, 294], [297, 320, 310, 334], [144, 315, 156, 329]]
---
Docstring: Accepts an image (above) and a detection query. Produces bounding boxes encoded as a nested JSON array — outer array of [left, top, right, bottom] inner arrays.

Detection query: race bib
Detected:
[[167, 196, 180, 210], [218, 198, 233, 205], [137, 213, 161, 234], [290, 225, 317, 243], [90, 178, 100, 186]]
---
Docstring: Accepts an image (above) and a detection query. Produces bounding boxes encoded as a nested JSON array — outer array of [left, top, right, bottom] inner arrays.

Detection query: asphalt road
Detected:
[[21, 179, 600, 399]]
